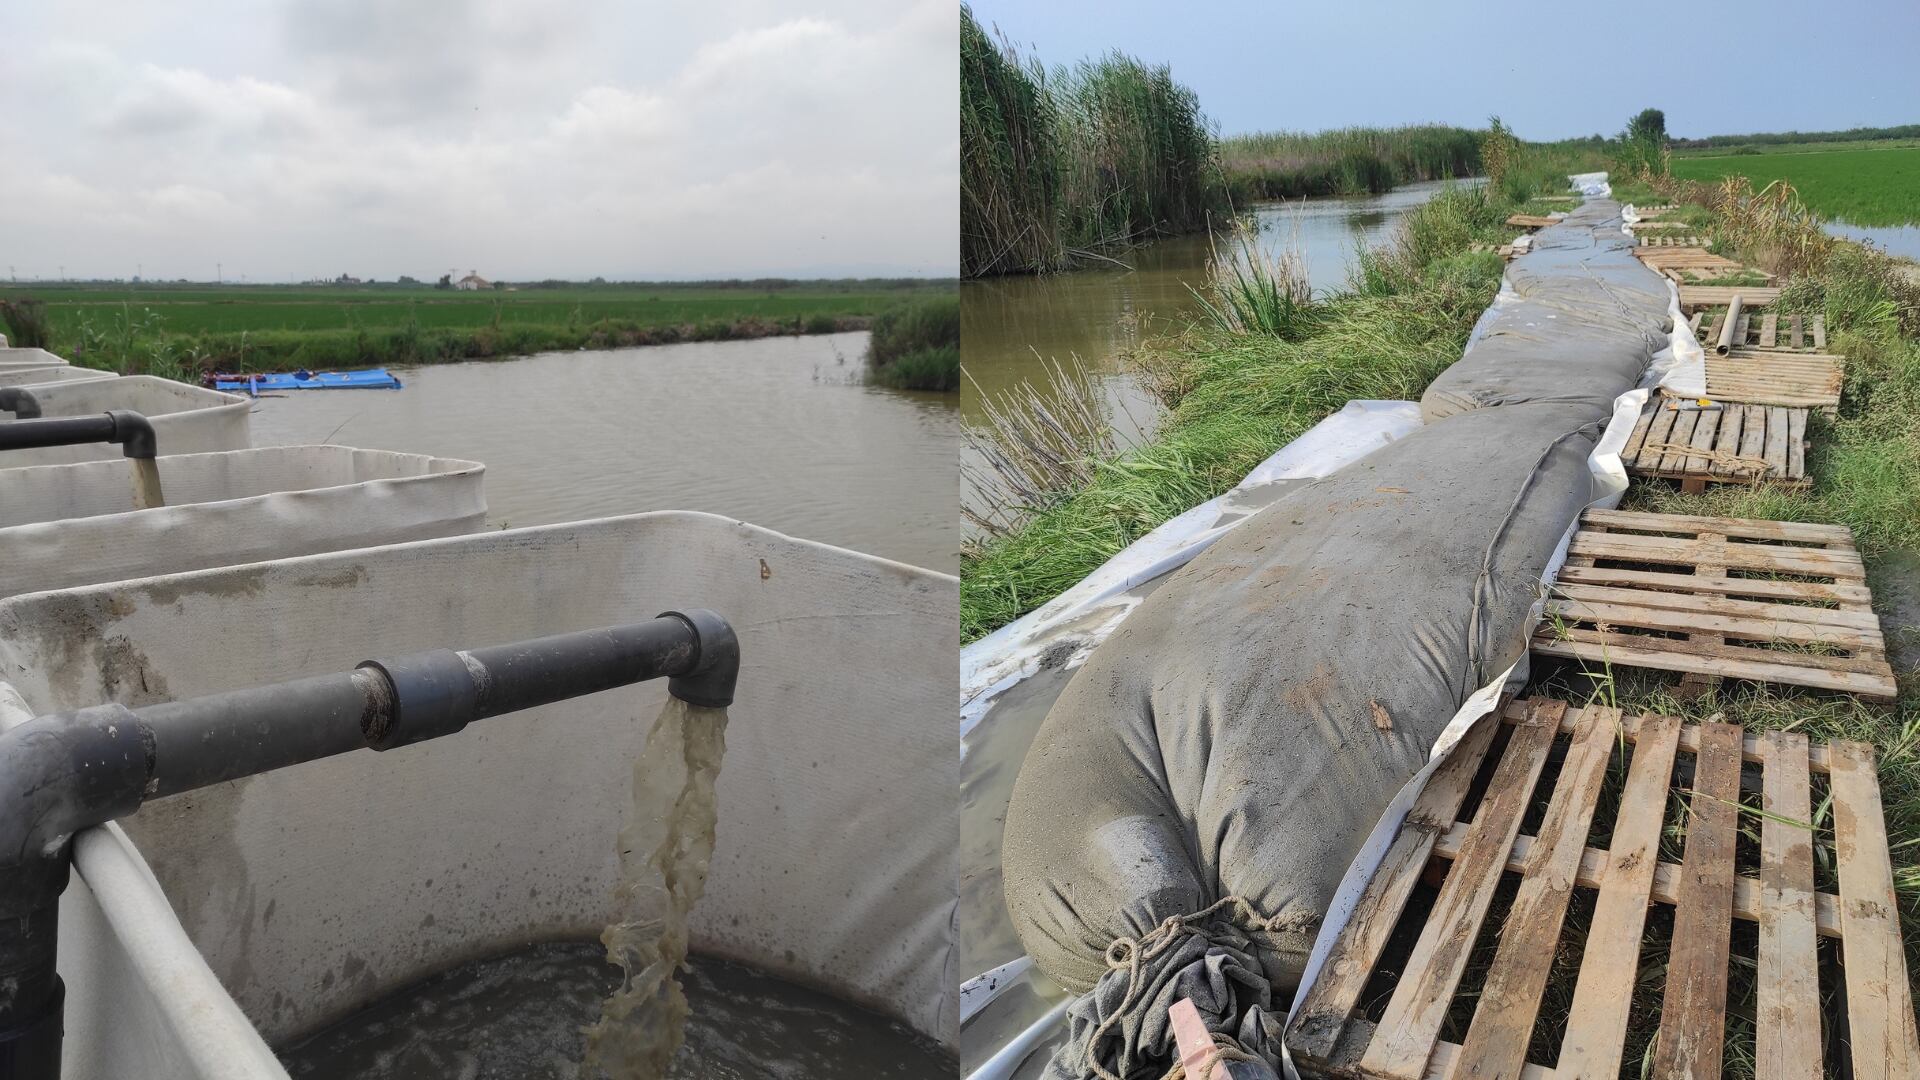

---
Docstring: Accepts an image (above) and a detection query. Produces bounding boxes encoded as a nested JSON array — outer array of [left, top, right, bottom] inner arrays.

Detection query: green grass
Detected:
[[0, 280, 952, 376], [960, 4, 1227, 277], [1671, 123, 1920, 152], [866, 294, 960, 391], [1219, 125, 1481, 202], [960, 176, 1555, 640], [1667, 146, 1920, 227]]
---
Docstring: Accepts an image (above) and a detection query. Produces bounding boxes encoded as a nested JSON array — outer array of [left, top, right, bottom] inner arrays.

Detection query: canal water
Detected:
[[277, 943, 954, 1079], [244, 332, 960, 573], [959, 179, 1463, 528], [1827, 220, 1920, 261]]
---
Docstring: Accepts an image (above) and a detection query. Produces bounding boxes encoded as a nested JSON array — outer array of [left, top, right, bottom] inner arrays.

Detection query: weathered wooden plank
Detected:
[[1553, 564, 1871, 605], [1710, 406, 1745, 475], [1757, 730, 1821, 1080], [1553, 582, 1882, 631], [1830, 740, 1920, 1080], [1639, 405, 1678, 469], [1765, 404, 1791, 474], [1681, 284, 1781, 307], [1543, 596, 1884, 649], [1532, 632, 1899, 699], [1452, 706, 1617, 1078], [1791, 312, 1804, 349], [1496, 699, 1842, 774], [1688, 310, 1704, 335], [1506, 214, 1559, 228], [1579, 508, 1853, 544], [1738, 403, 1769, 468], [1686, 407, 1721, 475], [1760, 312, 1779, 348], [1538, 623, 1891, 675], [1565, 531, 1866, 577], [1284, 714, 1502, 1062], [1812, 314, 1826, 350], [1660, 409, 1701, 474], [1651, 721, 1742, 1080], [1556, 712, 1682, 1076], [1358, 699, 1562, 1079], [1733, 311, 1751, 347], [1623, 405, 1656, 463], [1788, 407, 1807, 479]]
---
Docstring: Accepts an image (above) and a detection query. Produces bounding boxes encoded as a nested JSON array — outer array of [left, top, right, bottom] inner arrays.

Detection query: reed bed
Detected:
[[960, 4, 1227, 277], [1219, 125, 1482, 202], [866, 294, 960, 391]]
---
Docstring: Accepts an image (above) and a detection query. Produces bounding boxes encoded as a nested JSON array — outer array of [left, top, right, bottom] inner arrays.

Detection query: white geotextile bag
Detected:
[[0, 375, 249, 466], [0, 366, 114, 388], [0, 347, 70, 368], [0, 445, 488, 599]]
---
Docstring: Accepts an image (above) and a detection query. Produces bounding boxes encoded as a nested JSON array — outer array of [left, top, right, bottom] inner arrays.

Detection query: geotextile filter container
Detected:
[[0, 347, 71, 368], [0, 375, 249, 466], [0, 445, 488, 599], [0, 512, 957, 1080]]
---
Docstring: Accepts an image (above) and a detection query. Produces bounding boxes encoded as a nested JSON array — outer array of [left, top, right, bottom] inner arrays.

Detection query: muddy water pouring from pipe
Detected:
[[580, 698, 728, 1078], [129, 457, 166, 508]]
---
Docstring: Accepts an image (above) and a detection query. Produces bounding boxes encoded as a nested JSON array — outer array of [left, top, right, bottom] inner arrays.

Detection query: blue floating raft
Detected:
[[215, 368, 403, 392]]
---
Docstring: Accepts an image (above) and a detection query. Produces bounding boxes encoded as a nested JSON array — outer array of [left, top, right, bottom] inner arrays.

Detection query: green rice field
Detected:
[[1667, 144, 1920, 227]]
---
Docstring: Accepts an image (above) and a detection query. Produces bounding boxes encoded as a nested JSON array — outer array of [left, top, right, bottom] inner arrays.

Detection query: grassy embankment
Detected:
[[865, 295, 960, 391], [0, 280, 953, 379], [1218, 125, 1481, 202], [1664, 144, 1920, 228], [959, 128, 1590, 641], [1502, 168, 1920, 1075], [960, 4, 1226, 276]]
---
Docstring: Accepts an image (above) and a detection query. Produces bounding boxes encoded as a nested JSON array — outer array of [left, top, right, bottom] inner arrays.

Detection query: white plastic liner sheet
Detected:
[[0, 366, 114, 388], [0, 445, 488, 599], [0, 375, 249, 466], [0, 512, 956, 1080]]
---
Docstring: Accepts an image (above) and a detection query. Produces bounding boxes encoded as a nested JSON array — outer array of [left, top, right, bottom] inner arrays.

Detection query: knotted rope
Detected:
[[1084, 895, 1286, 1080]]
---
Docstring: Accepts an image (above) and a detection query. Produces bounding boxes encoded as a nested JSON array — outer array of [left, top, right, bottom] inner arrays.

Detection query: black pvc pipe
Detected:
[[0, 387, 42, 418], [0, 409, 157, 459], [0, 609, 738, 1075]]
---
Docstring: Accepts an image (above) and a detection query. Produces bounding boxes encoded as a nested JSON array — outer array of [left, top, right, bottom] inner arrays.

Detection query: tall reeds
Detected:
[[1219, 125, 1481, 201], [960, 4, 1227, 277], [866, 295, 960, 391]]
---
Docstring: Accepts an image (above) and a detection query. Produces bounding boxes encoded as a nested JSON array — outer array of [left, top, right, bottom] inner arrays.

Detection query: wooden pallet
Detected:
[[1507, 213, 1560, 228], [1286, 695, 1919, 1079], [1692, 308, 1829, 352], [1468, 241, 1518, 261], [1702, 351, 1845, 409], [1629, 219, 1692, 231], [1641, 234, 1709, 247], [1680, 284, 1783, 308], [1531, 509, 1895, 700], [1623, 397, 1810, 490], [1635, 247, 1753, 276]]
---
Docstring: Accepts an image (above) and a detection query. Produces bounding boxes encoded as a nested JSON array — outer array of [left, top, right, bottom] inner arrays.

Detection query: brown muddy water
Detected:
[[245, 332, 959, 573], [959, 180, 1463, 529], [276, 943, 953, 1079]]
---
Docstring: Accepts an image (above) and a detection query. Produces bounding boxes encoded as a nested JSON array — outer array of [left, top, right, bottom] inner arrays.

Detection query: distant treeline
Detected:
[[15, 277, 951, 293], [1218, 125, 1481, 201], [1671, 123, 1920, 150], [961, 4, 1226, 277]]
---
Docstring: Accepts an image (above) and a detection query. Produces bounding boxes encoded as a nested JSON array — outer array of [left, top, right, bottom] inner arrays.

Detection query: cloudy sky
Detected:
[[0, 0, 957, 283], [971, 0, 1920, 143]]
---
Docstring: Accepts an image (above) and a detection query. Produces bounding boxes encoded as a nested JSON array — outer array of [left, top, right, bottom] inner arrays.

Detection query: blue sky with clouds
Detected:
[[966, 0, 1920, 142]]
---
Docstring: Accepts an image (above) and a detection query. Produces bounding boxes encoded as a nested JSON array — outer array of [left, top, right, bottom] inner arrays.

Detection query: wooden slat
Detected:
[[1553, 582, 1882, 632], [1553, 563, 1871, 606], [1760, 312, 1779, 348], [1830, 740, 1920, 1079], [1791, 313, 1804, 349], [1543, 595, 1884, 649], [1359, 699, 1563, 1079], [1661, 409, 1700, 473], [1556, 713, 1683, 1076], [1681, 285, 1781, 307], [1496, 699, 1842, 776], [1688, 310, 1704, 335], [1738, 403, 1769, 469], [1453, 706, 1617, 1077], [1788, 407, 1807, 479], [1733, 311, 1751, 347], [1711, 406, 1744, 475], [1765, 404, 1791, 474], [1580, 508, 1853, 544], [1532, 631, 1899, 699], [1623, 405, 1655, 463], [1651, 721, 1742, 1079], [1812, 315, 1826, 350], [1565, 530, 1866, 578], [1284, 714, 1503, 1062], [1686, 407, 1721, 475], [1702, 312, 1724, 347], [1638, 406, 1677, 469], [1757, 730, 1821, 1080]]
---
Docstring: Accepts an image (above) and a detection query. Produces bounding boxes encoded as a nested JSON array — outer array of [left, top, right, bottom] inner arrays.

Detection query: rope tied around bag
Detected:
[[1084, 895, 1286, 1080]]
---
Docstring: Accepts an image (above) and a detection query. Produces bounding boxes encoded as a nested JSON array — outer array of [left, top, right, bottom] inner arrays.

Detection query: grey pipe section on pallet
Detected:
[[1002, 199, 1675, 1080], [0, 609, 736, 1079]]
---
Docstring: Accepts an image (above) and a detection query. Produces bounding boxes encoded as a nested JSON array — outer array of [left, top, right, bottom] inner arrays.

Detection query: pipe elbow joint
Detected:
[[661, 609, 739, 708], [0, 388, 41, 419], [0, 705, 150, 912], [107, 410, 157, 459]]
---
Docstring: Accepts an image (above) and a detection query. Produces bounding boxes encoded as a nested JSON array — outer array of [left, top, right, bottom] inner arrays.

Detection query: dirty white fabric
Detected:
[[0, 347, 69, 368], [0, 446, 487, 599], [0, 512, 957, 1078], [0, 375, 249, 466]]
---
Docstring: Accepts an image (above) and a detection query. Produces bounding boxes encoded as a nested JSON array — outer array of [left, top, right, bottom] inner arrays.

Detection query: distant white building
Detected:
[[455, 272, 491, 291]]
